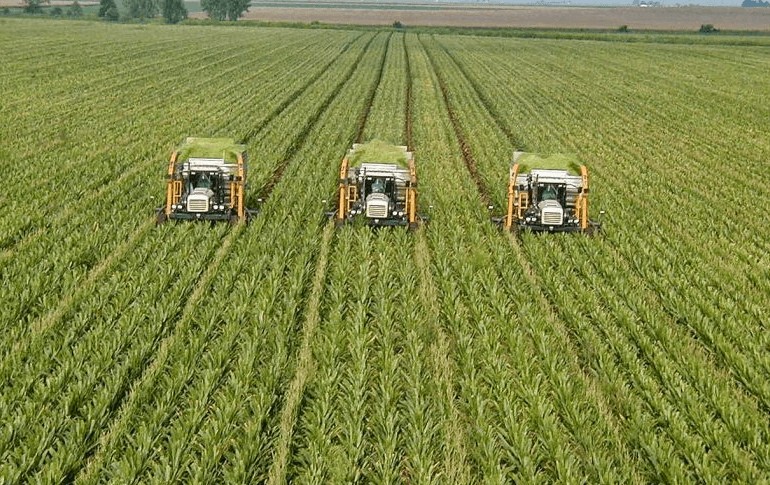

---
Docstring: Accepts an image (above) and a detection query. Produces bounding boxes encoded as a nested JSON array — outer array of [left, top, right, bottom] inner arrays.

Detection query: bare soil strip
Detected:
[[258, 34, 376, 200], [355, 32, 392, 143], [419, 34, 492, 208], [240, 32, 364, 145], [403, 34, 414, 149]]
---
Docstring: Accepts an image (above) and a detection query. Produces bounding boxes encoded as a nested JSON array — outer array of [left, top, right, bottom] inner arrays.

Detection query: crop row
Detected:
[[0, 24, 374, 481], [428, 34, 770, 480], [2, 20, 769, 482]]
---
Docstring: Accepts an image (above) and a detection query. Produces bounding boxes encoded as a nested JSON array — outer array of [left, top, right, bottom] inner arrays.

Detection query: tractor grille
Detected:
[[187, 197, 209, 213], [366, 202, 388, 218], [541, 208, 563, 225]]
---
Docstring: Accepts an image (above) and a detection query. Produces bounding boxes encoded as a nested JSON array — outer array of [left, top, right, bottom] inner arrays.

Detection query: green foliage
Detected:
[[393, 20, 403, 29], [1, 21, 770, 485], [200, 0, 249, 21], [699, 24, 719, 33], [514, 152, 581, 174], [98, 0, 119, 20], [161, 0, 186, 23], [742, 0, 770, 6], [49, 5, 63, 15], [177, 137, 245, 163], [348, 139, 409, 167], [22, 0, 46, 14], [67, 0, 83, 17], [125, 0, 157, 20]]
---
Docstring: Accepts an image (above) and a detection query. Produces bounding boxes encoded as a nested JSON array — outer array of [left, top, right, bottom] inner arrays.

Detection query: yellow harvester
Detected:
[[331, 140, 426, 229], [157, 137, 252, 224], [493, 151, 602, 234]]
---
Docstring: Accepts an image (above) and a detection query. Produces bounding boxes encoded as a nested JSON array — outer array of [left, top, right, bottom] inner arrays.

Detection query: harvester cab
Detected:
[[492, 151, 602, 234], [329, 140, 426, 229], [157, 137, 254, 224]]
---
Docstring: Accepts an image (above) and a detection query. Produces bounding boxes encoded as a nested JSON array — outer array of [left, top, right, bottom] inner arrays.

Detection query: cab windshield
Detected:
[[537, 184, 563, 203], [365, 177, 395, 197]]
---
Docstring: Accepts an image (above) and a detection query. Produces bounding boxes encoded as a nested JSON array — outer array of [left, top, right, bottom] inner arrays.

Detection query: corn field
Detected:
[[2, 19, 770, 483]]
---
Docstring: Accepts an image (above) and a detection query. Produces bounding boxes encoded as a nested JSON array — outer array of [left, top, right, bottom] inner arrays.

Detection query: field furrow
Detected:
[[2, 18, 769, 483]]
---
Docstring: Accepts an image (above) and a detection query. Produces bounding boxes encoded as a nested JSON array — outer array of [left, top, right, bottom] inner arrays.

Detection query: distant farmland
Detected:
[[221, 4, 770, 31]]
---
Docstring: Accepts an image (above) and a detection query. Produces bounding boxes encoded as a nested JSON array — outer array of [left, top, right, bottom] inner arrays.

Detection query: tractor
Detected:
[[330, 140, 427, 229], [492, 151, 602, 234], [157, 137, 253, 224]]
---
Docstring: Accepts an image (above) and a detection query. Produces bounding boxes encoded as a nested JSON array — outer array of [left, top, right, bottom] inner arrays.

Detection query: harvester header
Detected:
[[157, 137, 253, 224], [330, 140, 426, 229], [493, 150, 602, 234]]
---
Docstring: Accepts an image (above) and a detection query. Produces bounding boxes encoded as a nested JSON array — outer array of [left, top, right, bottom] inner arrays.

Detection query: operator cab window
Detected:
[[192, 172, 217, 190], [537, 184, 565, 203], [365, 177, 395, 197]]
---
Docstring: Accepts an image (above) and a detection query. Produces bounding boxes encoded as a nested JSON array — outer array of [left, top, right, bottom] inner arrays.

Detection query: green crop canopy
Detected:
[[515, 152, 581, 174], [177, 137, 246, 163], [349, 139, 410, 167]]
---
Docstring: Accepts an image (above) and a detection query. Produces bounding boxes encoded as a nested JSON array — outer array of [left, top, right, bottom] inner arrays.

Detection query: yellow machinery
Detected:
[[330, 140, 426, 229], [157, 137, 253, 224], [492, 151, 602, 234]]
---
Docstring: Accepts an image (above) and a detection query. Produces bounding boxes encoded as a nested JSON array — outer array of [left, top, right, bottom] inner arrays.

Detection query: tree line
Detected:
[[97, 0, 250, 22]]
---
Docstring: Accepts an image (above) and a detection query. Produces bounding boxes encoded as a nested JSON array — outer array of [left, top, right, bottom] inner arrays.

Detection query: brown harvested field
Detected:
[[205, 5, 770, 31]]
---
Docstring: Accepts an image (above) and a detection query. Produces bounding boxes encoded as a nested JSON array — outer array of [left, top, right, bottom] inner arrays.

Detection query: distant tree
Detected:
[[742, 0, 769, 6], [99, 0, 118, 18], [22, 0, 47, 14], [699, 23, 718, 33], [201, 0, 249, 21], [68, 0, 83, 16], [2, 6, 10, 14], [49, 5, 63, 14], [393, 20, 403, 29], [125, 0, 157, 19], [618, 24, 629, 32], [104, 4, 119, 19], [161, 0, 186, 23]]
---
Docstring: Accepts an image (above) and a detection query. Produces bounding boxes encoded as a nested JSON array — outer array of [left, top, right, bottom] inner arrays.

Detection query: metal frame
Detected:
[[494, 152, 601, 235], [158, 142, 252, 224], [332, 146, 426, 229]]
